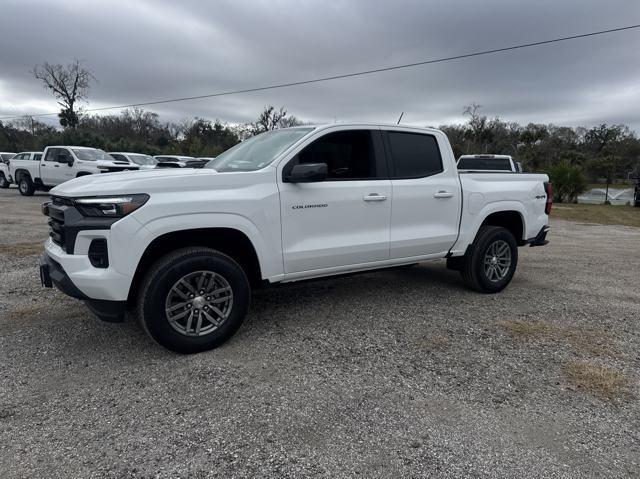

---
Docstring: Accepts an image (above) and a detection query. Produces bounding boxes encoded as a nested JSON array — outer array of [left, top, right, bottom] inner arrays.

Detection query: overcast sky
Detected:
[[1, 0, 639, 131]]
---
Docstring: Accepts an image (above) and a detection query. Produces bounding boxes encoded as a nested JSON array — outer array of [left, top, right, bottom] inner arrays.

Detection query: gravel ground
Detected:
[[0, 186, 639, 478]]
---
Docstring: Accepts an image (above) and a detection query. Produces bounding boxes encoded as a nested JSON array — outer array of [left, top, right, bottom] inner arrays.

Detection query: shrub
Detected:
[[549, 161, 587, 203]]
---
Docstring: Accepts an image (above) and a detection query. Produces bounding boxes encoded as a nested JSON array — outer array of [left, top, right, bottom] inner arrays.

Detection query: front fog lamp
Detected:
[[75, 194, 149, 217]]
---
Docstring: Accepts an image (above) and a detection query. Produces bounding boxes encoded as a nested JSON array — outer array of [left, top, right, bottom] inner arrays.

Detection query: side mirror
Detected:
[[285, 163, 327, 183], [57, 154, 73, 166]]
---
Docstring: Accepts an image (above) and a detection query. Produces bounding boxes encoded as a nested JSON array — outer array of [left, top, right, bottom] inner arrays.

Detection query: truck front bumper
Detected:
[[39, 253, 126, 322]]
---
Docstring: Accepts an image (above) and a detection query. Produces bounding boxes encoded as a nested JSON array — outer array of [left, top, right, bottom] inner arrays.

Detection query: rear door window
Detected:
[[385, 131, 443, 178]]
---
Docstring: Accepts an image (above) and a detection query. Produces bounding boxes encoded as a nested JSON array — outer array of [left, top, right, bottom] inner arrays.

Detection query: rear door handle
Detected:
[[363, 193, 388, 202], [54, 164, 59, 168], [434, 191, 453, 198]]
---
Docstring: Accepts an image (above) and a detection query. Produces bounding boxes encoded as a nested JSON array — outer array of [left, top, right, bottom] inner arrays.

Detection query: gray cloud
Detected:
[[1, 0, 639, 130]]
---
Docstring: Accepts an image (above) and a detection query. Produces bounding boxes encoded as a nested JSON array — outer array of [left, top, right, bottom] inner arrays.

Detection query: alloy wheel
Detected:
[[483, 240, 511, 282], [164, 270, 234, 337]]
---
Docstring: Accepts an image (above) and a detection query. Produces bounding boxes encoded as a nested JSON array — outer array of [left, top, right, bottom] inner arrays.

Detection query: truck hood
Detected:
[[95, 159, 135, 167], [49, 167, 270, 197]]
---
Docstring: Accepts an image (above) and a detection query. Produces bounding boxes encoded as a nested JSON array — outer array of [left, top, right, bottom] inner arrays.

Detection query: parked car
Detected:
[[109, 152, 158, 170], [0, 152, 16, 164], [457, 154, 522, 172], [10, 146, 139, 196], [154, 155, 208, 169], [0, 152, 42, 188], [40, 124, 551, 353], [0, 162, 12, 188]]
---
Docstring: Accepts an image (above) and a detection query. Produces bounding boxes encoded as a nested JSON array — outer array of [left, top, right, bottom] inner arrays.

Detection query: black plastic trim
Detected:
[[39, 253, 126, 322], [46, 198, 118, 253], [84, 299, 126, 323], [527, 226, 550, 247], [39, 253, 87, 299]]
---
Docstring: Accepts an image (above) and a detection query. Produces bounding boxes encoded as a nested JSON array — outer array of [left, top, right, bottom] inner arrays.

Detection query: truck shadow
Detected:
[[24, 262, 466, 359], [250, 262, 466, 320]]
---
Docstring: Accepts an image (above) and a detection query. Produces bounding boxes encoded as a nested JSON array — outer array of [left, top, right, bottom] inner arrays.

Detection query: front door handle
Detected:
[[54, 164, 60, 168], [363, 193, 388, 202], [434, 191, 453, 198]]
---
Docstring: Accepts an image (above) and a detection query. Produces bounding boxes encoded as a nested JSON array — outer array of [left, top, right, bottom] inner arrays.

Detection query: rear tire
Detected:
[[461, 226, 518, 293], [137, 247, 250, 354], [18, 176, 35, 196], [0, 173, 9, 189]]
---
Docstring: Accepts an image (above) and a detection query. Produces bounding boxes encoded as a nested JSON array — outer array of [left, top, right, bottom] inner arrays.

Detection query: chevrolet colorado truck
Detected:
[[39, 124, 551, 353], [11, 146, 139, 196]]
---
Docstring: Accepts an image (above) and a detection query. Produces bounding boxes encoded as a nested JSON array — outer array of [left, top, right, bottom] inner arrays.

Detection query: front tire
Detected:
[[0, 173, 9, 189], [461, 226, 518, 293], [18, 176, 35, 196], [137, 247, 250, 354]]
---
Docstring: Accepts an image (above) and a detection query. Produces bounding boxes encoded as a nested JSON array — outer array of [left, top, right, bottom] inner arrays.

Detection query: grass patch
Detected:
[[565, 361, 630, 400], [551, 203, 640, 228], [587, 182, 633, 190], [0, 241, 44, 257], [497, 319, 549, 337], [5, 304, 44, 321], [498, 320, 618, 357]]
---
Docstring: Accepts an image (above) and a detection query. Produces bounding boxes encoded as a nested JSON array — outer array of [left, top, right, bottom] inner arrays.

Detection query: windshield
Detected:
[[209, 128, 313, 172], [1, 154, 15, 161], [72, 148, 110, 162], [129, 154, 157, 165]]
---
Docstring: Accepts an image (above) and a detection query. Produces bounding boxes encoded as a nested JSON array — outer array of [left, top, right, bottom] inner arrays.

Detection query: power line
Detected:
[[2, 23, 639, 121]]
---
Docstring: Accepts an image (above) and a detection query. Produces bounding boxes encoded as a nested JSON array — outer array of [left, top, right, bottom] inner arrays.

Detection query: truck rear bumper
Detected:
[[527, 225, 550, 247], [39, 253, 126, 322]]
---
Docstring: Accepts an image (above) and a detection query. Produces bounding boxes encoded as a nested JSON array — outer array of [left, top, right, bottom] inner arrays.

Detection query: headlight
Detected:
[[74, 194, 149, 217]]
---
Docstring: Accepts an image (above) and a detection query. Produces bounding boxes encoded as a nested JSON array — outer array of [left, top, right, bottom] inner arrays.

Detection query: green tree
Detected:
[[549, 161, 587, 203]]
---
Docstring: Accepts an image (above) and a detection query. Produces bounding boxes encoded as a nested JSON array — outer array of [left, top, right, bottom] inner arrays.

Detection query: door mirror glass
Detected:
[[285, 163, 327, 183], [57, 154, 73, 166]]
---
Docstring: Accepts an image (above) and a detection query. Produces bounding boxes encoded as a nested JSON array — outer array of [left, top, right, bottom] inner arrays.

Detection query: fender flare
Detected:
[[116, 212, 282, 283], [13, 168, 33, 183], [452, 200, 527, 253]]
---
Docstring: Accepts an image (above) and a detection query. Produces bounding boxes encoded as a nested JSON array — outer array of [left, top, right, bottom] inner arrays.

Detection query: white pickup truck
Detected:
[[39, 124, 551, 353], [10, 146, 139, 196], [458, 154, 523, 173]]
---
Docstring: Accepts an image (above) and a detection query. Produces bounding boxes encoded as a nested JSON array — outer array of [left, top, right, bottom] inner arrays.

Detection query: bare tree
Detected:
[[253, 106, 288, 133], [32, 59, 95, 128]]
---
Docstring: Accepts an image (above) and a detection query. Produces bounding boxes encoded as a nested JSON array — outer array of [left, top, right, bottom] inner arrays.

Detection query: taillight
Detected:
[[544, 182, 553, 215]]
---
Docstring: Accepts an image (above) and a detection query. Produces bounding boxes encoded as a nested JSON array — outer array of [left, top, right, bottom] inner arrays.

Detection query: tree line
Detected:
[[440, 103, 640, 202], [0, 60, 638, 202]]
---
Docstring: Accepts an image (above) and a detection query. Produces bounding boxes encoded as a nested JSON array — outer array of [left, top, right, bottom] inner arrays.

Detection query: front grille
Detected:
[[47, 197, 68, 248], [52, 196, 74, 206], [43, 196, 118, 254], [48, 217, 65, 247], [99, 166, 139, 173]]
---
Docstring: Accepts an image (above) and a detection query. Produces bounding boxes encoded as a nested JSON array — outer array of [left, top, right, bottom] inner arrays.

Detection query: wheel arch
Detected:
[[127, 227, 264, 307], [479, 210, 525, 245], [13, 168, 32, 183]]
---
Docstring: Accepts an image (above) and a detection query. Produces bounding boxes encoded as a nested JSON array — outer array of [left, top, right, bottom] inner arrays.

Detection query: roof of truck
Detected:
[[458, 154, 512, 159], [45, 145, 103, 150], [304, 123, 441, 133]]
